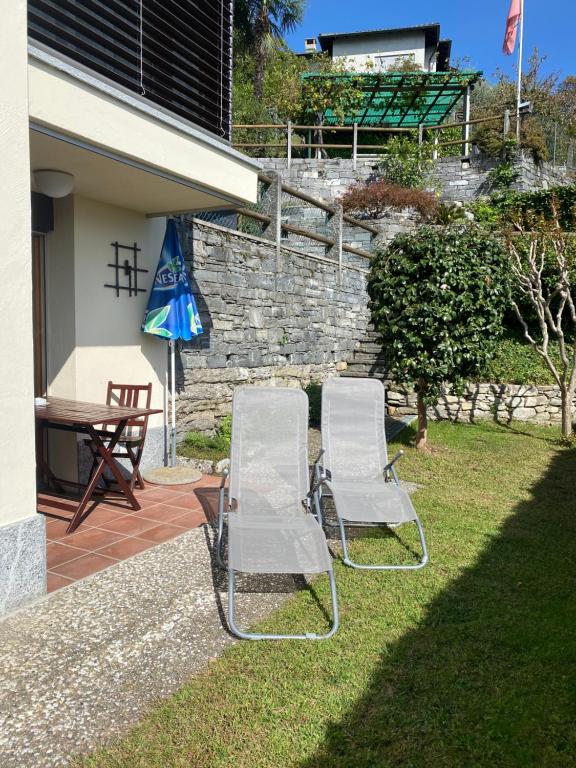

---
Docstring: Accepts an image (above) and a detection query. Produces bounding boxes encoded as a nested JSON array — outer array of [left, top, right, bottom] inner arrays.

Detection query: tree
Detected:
[[507, 203, 576, 438], [470, 49, 576, 165], [367, 225, 511, 450], [300, 58, 366, 156], [234, 0, 305, 101]]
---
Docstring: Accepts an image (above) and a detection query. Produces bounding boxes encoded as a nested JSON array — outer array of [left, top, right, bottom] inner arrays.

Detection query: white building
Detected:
[[1, 0, 259, 615], [304, 23, 452, 73]]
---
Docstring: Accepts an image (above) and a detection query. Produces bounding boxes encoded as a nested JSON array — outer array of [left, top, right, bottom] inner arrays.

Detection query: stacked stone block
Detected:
[[177, 218, 369, 434]]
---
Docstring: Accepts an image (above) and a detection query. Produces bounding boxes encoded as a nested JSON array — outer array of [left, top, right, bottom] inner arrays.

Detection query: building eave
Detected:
[[28, 44, 262, 174]]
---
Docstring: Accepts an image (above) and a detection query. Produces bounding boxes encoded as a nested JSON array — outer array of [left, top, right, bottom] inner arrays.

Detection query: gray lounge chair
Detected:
[[217, 386, 339, 640], [313, 377, 428, 570]]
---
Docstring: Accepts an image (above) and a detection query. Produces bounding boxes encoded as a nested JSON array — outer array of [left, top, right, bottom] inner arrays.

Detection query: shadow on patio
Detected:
[[300, 436, 576, 767]]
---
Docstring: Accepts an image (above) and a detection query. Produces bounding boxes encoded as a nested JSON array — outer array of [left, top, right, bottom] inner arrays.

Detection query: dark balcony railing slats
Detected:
[[28, 0, 232, 139]]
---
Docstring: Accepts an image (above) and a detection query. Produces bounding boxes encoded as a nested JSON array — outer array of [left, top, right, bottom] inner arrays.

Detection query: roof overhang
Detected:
[[318, 23, 441, 55], [29, 127, 250, 216]]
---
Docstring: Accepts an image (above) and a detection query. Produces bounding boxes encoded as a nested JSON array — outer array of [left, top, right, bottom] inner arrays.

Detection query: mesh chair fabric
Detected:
[[229, 511, 332, 573], [322, 377, 416, 526], [326, 479, 416, 524], [228, 386, 331, 574], [322, 377, 388, 482]]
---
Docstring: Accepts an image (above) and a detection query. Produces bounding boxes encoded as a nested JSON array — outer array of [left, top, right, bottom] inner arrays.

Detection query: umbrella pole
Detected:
[[170, 339, 177, 468]]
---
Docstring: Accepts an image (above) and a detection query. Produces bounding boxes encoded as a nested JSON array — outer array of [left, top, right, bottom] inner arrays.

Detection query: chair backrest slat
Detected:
[[229, 387, 309, 519], [104, 382, 153, 436], [322, 377, 387, 482]]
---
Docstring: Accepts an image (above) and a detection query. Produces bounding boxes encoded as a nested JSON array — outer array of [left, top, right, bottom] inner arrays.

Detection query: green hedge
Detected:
[[471, 184, 576, 231], [480, 337, 559, 385]]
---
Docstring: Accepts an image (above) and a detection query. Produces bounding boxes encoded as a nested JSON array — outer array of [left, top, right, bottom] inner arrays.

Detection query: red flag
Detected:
[[503, 0, 522, 55]]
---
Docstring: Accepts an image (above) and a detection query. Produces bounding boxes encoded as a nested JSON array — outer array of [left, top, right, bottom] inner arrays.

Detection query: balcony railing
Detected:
[[28, 0, 232, 141]]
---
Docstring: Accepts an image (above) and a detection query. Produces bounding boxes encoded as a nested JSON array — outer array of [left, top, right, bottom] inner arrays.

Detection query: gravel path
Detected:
[[0, 526, 292, 768]]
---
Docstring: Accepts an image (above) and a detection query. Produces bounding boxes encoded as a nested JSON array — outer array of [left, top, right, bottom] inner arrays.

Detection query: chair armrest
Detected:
[[383, 450, 404, 473], [312, 448, 325, 469], [308, 468, 330, 499], [384, 450, 404, 485]]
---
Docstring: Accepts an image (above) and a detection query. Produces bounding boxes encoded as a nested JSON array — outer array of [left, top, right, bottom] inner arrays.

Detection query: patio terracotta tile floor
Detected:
[[38, 475, 222, 593]]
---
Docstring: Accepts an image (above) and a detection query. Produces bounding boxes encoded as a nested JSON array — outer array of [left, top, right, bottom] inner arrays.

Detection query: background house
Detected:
[[0, 0, 260, 615], [303, 23, 452, 72]]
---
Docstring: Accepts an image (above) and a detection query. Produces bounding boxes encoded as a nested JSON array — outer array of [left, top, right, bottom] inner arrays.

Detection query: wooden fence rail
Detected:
[[232, 112, 514, 165], [232, 171, 378, 280]]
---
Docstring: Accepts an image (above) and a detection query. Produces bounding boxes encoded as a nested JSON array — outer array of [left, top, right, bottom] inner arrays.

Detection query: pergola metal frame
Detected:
[[302, 70, 482, 128]]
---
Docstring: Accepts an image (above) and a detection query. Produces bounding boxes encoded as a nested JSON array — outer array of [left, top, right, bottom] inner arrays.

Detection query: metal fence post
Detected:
[[287, 120, 292, 169], [328, 204, 344, 284], [503, 109, 511, 137], [432, 132, 439, 160], [418, 123, 424, 145], [462, 84, 471, 157], [352, 122, 358, 170], [261, 172, 283, 277]]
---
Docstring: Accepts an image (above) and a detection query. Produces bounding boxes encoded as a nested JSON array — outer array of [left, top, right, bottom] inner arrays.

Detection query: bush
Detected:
[[474, 121, 549, 165], [467, 185, 576, 232], [368, 223, 511, 448], [486, 162, 520, 191], [305, 382, 322, 427], [339, 180, 438, 220], [480, 337, 559, 385], [179, 415, 232, 463], [378, 135, 435, 189]]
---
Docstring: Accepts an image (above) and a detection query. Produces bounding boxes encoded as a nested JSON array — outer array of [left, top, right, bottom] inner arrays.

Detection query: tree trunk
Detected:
[[315, 113, 325, 159], [560, 385, 573, 438], [253, 5, 268, 102], [253, 44, 266, 101], [416, 380, 428, 450]]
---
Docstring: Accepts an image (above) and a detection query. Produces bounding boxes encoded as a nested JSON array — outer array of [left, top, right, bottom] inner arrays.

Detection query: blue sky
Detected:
[[285, 1, 576, 83]]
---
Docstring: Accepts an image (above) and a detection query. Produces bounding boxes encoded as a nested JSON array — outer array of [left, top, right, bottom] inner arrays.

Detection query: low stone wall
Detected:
[[387, 382, 566, 425], [176, 218, 370, 434], [436, 152, 571, 202]]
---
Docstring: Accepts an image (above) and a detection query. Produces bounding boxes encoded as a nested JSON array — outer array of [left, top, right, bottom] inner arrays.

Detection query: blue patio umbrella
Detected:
[[143, 218, 203, 466]]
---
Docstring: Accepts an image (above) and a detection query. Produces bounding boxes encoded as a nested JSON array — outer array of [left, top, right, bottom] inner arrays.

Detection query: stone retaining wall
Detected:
[[436, 152, 571, 202], [387, 382, 566, 425], [176, 217, 370, 434], [261, 154, 571, 205]]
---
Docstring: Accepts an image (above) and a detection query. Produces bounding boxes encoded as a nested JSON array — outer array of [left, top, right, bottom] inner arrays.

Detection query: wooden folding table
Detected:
[[36, 397, 162, 533]]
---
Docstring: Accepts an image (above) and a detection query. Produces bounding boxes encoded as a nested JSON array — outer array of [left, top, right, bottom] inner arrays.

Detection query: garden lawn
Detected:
[[81, 421, 576, 768]]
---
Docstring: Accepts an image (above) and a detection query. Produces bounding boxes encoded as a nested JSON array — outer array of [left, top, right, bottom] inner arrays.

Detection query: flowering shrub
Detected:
[[339, 180, 438, 220]]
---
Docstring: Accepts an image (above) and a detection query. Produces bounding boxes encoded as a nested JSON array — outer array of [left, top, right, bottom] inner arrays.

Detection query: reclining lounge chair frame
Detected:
[[313, 378, 428, 571], [217, 387, 339, 640]]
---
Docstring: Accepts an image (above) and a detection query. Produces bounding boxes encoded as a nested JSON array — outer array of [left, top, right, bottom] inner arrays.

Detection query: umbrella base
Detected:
[[143, 465, 202, 486]]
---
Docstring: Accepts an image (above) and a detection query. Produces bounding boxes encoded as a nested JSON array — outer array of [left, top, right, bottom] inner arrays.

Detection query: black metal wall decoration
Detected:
[[105, 241, 148, 298]]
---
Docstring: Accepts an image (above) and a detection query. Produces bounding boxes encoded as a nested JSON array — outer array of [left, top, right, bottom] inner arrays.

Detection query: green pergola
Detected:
[[303, 70, 482, 128]]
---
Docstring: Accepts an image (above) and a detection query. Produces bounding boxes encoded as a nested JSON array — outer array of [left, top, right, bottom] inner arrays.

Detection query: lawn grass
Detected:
[[177, 431, 229, 462], [81, 420, 576, 768]]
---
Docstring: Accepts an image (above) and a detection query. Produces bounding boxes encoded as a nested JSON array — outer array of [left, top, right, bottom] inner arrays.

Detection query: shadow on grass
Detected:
[[299, 444, 576, 767]]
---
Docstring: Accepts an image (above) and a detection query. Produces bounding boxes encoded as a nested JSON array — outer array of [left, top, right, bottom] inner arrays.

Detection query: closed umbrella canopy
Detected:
[[143, 218, 203, 467], [143, 218, 202, 341]]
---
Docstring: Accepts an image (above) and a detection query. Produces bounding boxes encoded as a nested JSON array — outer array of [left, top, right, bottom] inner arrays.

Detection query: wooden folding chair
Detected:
[[87, 382, 153, 492]]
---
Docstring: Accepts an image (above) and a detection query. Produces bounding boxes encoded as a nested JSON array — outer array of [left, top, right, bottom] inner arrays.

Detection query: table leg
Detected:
[[36, 422, 64, 492], [66, 420, 140, 533]]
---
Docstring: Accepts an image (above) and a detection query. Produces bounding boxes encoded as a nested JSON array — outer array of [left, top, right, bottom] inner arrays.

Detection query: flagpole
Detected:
[[516, 0, 524, 141]]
